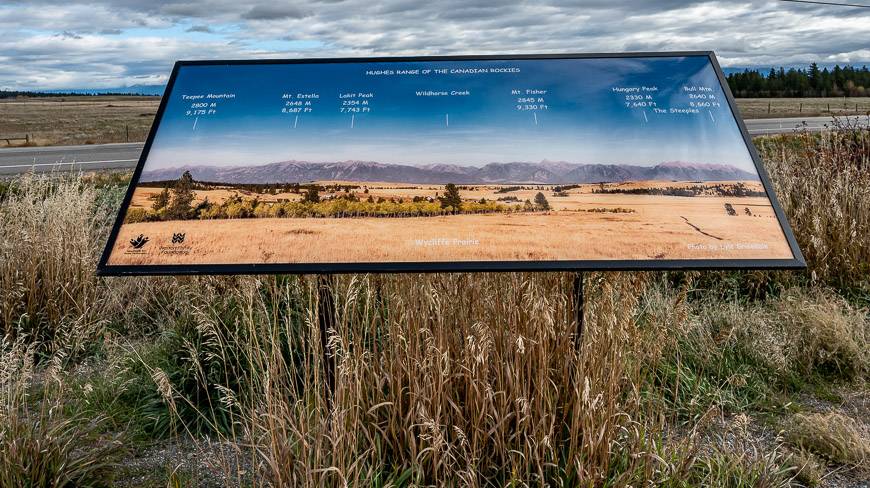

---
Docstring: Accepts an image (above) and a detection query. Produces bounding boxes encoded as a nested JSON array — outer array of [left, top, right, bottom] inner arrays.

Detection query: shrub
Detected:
[[682, 448, 794, 488], [784, 448, 824, 487], [131, 277, 261, 437], [644, 283, 868, 418], [124, 207, 149, 223], [0, 342, 123, 488], [786, 412, 870, 468], [774, 288, 869, 381], [224, 200, 252, 219]]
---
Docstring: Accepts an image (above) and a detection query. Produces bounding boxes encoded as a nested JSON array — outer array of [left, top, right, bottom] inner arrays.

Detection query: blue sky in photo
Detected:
[[143, 56, 758, 172]]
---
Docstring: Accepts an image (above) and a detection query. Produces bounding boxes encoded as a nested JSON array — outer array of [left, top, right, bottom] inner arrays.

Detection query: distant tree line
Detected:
[[7, 64, 870, 100], [727, 64, 870, 98], [126, 173, 554, 223], [138, 180, 358, 195], [0, 90, 157, 98], [593, 183, 765, 198]]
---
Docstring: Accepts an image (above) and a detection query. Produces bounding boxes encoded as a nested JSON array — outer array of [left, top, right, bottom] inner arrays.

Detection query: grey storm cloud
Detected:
[[242, 4, 310, 20], [185, 24, 213, 33], [0, 0, 868, 89]]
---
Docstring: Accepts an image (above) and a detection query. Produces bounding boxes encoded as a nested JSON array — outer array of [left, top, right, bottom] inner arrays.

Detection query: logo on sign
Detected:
[[129, 234, 149, 249], [160, 232, 192, 256]]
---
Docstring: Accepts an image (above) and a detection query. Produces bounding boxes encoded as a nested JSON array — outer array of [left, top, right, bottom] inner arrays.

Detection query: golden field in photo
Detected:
[[109, 180, 792, 264]]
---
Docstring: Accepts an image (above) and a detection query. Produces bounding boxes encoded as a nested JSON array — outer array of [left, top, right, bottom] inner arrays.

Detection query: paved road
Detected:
[[744, 115, 869, 135], [0, 142, 143, 176], [1, 115, 868, 176]]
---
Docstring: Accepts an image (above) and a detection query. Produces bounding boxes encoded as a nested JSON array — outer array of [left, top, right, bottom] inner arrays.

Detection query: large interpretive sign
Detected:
[[98, 52, 804, 275]]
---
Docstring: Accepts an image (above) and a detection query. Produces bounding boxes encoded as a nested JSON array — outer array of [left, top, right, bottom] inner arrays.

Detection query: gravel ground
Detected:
[[696, 386, 869, 488], [115, 436, 255, 487]]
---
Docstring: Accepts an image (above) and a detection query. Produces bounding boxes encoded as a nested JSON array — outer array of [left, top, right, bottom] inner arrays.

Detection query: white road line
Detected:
[[748, 128, 809, 134], [1, 159, 138, 169], [0, 142, 144, 153]]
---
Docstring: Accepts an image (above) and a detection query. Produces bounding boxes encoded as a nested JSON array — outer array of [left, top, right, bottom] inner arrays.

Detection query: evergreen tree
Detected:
[[303, 187, 320, 203], [534, 192, 550, 210], [808, 62, 821, 91], [726, 63, 870, 97], [152, 186, 170, 211], [440, 183, 462, 212], [523, 199, 534, 211], [166, 171, 195, 220]]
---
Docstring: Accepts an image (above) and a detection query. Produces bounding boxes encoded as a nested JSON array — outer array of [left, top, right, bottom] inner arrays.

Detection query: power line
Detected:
[[778, 0, 870, 8]]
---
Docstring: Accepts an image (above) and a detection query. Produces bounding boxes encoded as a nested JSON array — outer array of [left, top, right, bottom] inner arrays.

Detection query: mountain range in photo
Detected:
[[140, 160, 759, 185]]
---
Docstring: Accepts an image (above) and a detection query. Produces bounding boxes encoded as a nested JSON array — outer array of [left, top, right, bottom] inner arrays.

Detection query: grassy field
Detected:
[[0, 126, 868, 487], [1, 95, 868, 147], [110, 207, 790, 264], [0, 96, 159, 147], [735, 97, 870, 119], [111, 182, 789, 264]]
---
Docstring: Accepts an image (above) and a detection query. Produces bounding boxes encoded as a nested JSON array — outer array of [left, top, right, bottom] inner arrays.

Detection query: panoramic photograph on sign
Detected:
[[99, 53, 802, 273]]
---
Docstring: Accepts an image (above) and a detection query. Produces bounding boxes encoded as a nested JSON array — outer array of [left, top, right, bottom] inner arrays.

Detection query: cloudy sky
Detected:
[[1, 0, 869, 90]]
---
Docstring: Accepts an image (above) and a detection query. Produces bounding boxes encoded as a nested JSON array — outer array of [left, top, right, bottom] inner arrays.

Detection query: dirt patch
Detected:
[[115, 436, 254, 487]]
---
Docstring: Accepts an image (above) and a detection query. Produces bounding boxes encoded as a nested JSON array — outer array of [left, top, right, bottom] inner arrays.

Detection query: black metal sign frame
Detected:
[[97, 51, 805, 276]]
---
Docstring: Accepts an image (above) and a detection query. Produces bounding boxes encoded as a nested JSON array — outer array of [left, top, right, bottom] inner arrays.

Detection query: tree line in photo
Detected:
[[592, 182, 766, 198], [727, 64, 870, 98], [0, 90, 156, 98], [126, 171, 554, 223]]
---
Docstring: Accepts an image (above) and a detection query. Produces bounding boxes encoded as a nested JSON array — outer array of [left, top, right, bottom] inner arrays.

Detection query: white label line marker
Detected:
[[534, 112, 538, 125], [642, 111, 648, 123], [446, 113, 449, 127], [2, 159, 138, 169], [351, 114, 355, 128], [192, 117, 198, 131], [708, 110, 715, 123], [294, 115, 298, 128]]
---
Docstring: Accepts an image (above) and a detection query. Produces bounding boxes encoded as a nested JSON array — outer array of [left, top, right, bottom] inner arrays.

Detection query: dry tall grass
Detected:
[[756, 122, 870, 288], [146, 270, 863, 486], [0, 125, 868, 486], [0, 339, 122, 486], [146, 273, 680, 485], [0, 174, 150, 357], [241, 273, 663, 485], [0, 175, 108, 351], [787, 412, 869, 470]]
